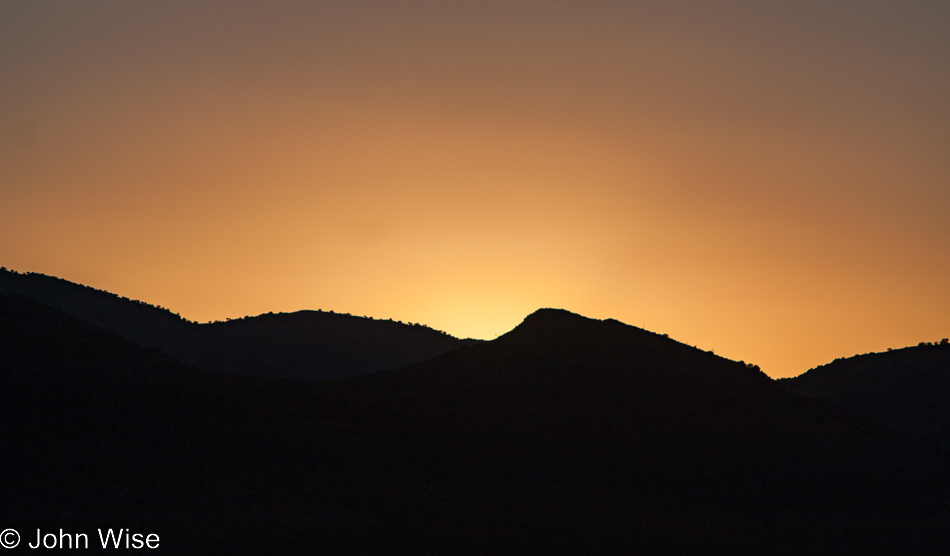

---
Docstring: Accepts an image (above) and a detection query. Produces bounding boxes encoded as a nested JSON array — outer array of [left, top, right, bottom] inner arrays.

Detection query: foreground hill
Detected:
[[4, 297, 949, 553], [782, 342, 950, 450], [333, 309, 950, 552], [0, 269, 474, 379], [0, 294, 429, 552]]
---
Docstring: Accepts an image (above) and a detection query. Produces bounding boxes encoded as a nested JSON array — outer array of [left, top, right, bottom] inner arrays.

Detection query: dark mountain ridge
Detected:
[[783, 341, 950, 450], [327, 308, 950, 552], [4, 273, 950, 551], [0, 268, 476, 379], [0, 293, 424, 553]]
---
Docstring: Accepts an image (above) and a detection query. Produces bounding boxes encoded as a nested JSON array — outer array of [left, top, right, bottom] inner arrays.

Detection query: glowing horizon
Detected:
[[4, 264, 946, 380], [2, 1, 948, 378]]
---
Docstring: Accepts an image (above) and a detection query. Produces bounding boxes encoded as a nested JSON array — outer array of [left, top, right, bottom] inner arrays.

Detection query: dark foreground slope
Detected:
[[0, 269, 473, 378], [334, 310, 950, 552], [783, 342, 950, 450], [3, 299, 949, 553], [0, 294, 433, 553]]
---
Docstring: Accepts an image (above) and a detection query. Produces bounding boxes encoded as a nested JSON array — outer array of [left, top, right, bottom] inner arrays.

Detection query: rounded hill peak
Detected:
[[502, 308, 598, 337]]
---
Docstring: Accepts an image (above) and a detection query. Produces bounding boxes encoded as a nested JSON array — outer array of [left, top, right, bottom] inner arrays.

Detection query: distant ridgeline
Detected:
[[0, 268, 477, 379], [782, 339, 950, 450]]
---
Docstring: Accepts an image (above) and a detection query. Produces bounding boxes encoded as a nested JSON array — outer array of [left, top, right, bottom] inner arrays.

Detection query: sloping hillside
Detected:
[[329, 309, 950, 552], [0, 269, 474, 379], [0, 294, 427, 553], [783, 341, 950, 449]]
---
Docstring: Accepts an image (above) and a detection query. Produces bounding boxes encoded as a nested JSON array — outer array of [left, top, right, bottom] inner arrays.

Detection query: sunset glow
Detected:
[[2, 1, 948, 378]]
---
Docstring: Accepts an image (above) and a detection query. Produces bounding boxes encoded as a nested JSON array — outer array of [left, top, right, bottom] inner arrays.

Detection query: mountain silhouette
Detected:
[[0, 268, 476, 379], [4, 287, 950, 552], [783, 341, 950, 450], [332, 308, 950, 552], [0, 293, 429, 553]]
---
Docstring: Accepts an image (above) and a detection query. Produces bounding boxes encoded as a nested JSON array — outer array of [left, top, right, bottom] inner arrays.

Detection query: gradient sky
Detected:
[[2, 1, 948, 378]]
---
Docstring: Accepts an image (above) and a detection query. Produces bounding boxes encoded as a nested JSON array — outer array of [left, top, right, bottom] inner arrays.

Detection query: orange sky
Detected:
[[2, 1, 948, 378]]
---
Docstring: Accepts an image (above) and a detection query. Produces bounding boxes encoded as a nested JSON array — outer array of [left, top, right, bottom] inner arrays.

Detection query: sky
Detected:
[[1, 1, 948, 378]]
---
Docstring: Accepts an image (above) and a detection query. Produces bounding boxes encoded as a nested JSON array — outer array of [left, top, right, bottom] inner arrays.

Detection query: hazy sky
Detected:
[[2, 1, 948, 378]]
